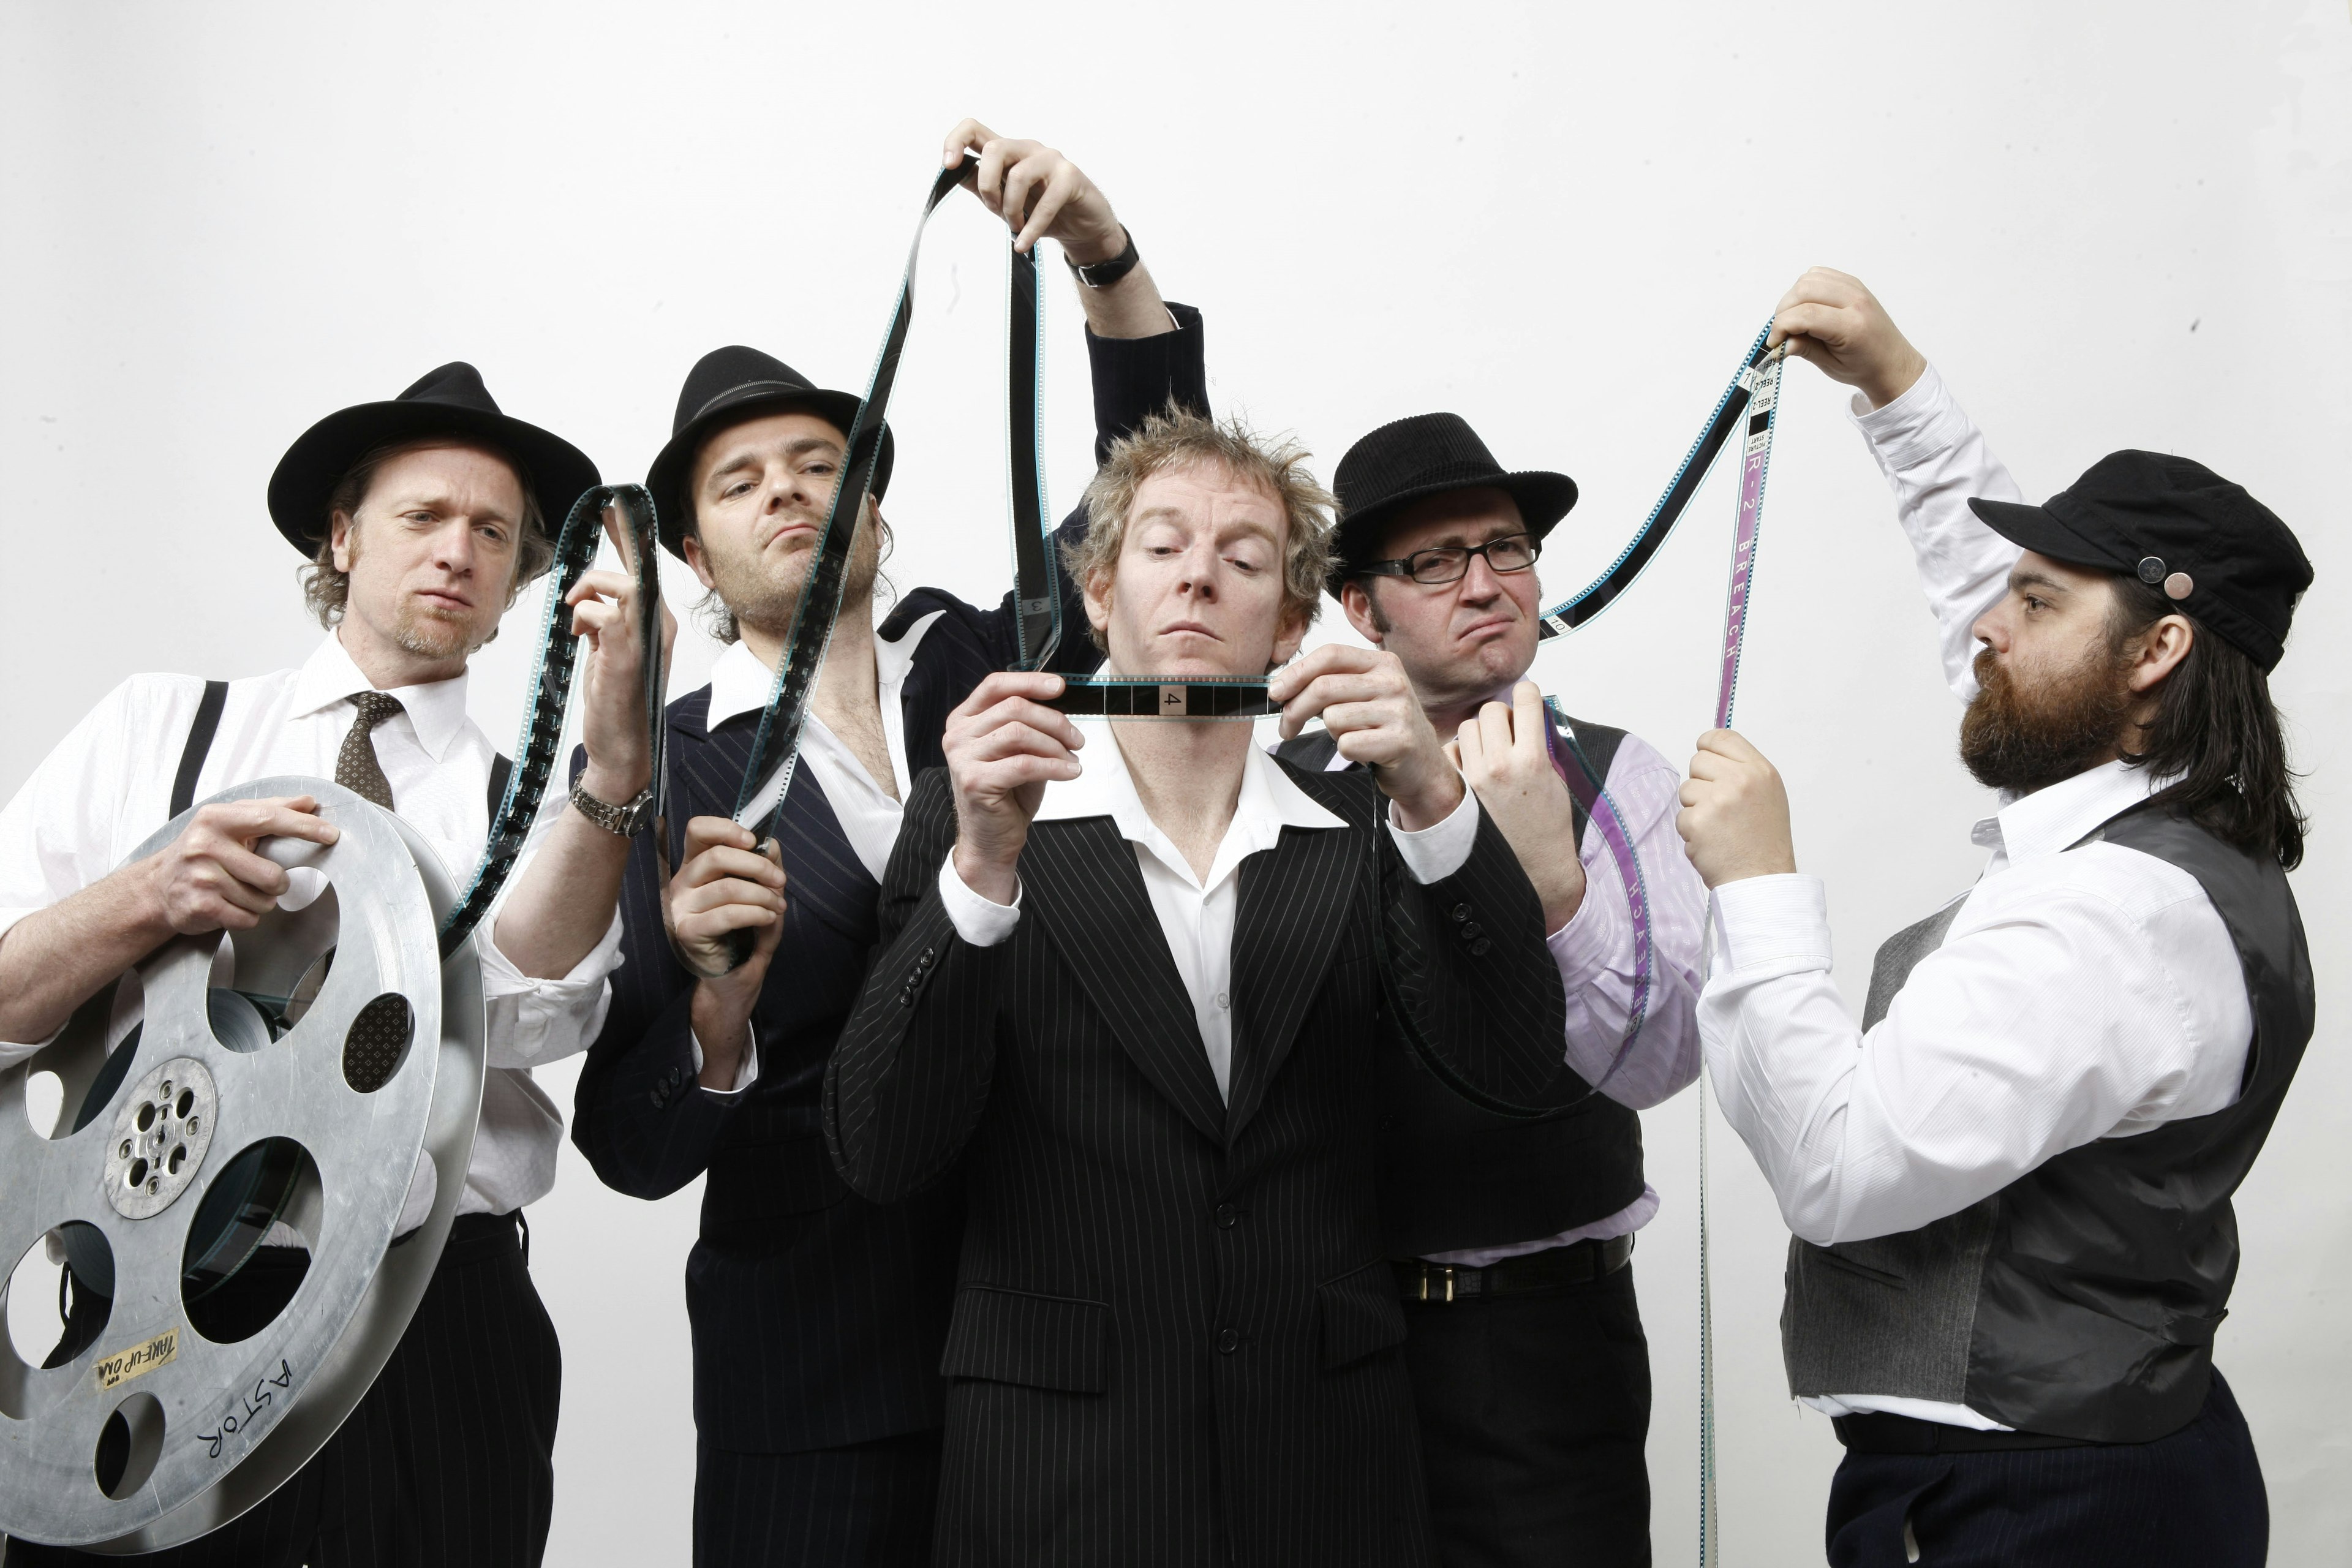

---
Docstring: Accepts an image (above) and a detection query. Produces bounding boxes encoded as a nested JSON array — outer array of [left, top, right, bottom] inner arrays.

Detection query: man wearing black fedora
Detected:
[[1276, 412, 1711, 1566], [0, 361, 665, 1564], [567, 119, 1206, 1567], [1676, 269, 2310, 1566]]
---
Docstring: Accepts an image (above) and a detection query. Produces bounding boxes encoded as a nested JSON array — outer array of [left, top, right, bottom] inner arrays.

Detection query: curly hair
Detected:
[[300, 437, 552, 628], [1065, 403, 1333, 653]]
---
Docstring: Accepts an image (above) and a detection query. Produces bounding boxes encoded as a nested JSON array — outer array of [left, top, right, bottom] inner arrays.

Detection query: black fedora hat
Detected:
[[1328, 412, 1577, 595], [644, 345, 897, 559], [266, 361, 600, 556]]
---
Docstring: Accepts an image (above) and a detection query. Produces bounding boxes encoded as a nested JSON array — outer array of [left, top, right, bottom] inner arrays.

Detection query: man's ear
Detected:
[[682, 533, 719, 595], [1338, 580, 1384, 646], [1082, 565, 1114, 643], [329, 512, 356, 573], [1270, 603, 1311, 668], [2126, 613, 2196, 695]]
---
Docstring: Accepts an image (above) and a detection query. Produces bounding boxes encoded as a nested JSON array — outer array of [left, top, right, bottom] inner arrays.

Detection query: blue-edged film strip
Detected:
[[1045, 676, 1275, 720], [1536, 320, 1776, 641]]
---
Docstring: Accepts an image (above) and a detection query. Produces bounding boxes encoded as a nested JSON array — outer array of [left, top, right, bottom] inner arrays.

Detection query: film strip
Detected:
[[1538, 323, 1781, 641], [440, 483, 665, 957], [1046, 676, 1276, 720]]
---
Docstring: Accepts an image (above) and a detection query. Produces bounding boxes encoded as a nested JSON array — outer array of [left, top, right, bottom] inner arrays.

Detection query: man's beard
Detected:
[[707, 512, 881, 640], [1958, 643, 2136, 794], [391, 600, 484, 662]]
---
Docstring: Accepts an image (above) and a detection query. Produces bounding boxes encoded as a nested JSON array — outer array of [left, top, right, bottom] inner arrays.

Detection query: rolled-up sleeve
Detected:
[[478, 795, 622, 1071]]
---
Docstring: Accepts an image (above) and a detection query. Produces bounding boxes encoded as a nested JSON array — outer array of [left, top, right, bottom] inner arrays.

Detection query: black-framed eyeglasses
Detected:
[[1359, 532, 1542, 587]]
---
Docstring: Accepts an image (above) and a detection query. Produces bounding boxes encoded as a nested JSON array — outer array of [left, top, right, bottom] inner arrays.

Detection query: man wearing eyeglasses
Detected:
[[1276, 413, 1708, 1567]]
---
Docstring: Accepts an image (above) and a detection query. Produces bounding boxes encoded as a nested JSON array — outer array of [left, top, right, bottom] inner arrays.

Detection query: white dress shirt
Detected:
[[0, 633, 624, 1226], [1297, 729, 1708, 1266], [1700, 366, 2254, 1428], [938, 729, 1483, 1101], [687, 609, 943, 1097]]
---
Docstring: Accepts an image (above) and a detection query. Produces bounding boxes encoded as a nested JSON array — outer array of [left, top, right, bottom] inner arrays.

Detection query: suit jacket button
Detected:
[[899, 987, 915, 1007], [1214, 1204, 1238, 1229], [1450, 903, 1471, 922], [1216, 1327, 1241, 1355], [648, 1087, 666, 1109], [669, 1065, 685, 1087], [919, 947, 937, 969], [1460, 922, 1483, 940], [1469, 937, 1493, 957]]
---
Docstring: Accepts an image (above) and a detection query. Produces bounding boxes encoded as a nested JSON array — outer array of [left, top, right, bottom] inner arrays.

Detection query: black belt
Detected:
[[1831, 1411, 2108, 1454], [1393, 1232, 1634, 1303]]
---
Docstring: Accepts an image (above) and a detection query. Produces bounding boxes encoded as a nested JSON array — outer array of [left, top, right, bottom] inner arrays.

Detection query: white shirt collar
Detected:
[[1038, 729, 1344, 893], [702, 605, 944, 732], [288, 632, 472, 762], [1970, 758, 2163, 866]]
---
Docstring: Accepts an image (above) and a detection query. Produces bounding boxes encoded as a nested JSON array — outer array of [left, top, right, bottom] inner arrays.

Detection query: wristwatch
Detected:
[[1064, 225, 1141, 290], [570, 777, 658, 837]]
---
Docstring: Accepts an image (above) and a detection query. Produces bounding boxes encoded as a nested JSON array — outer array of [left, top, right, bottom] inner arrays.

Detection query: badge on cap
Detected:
[[2138, 556, 2167, 584], [2164, 572, 2194, 601]]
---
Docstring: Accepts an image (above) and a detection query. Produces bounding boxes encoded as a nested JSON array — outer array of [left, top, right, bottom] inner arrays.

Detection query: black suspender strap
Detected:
[[488, 754, 513, 824], [170, 680, 229, 817]]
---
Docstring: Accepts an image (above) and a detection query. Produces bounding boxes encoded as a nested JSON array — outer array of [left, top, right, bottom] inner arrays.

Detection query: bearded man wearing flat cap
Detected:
[[0, 363, 662, 1566], [1678, 268, 2314, 1567]]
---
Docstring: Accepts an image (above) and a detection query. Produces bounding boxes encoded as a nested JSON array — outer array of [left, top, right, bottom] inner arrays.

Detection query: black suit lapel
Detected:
[[1021, 818, 1226, 1144], [682, 710, 880, 948], [1224, 822, 1360, 1143]]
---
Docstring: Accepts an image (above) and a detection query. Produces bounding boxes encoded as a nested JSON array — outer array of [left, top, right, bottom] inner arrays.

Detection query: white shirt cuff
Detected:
[[1388, 786, 1481, 884], [1709, 873, 1834, 976], [688, 1022, 761, 1098], [1847, 363, 1972, 470], [938, 853, 1022, 948]]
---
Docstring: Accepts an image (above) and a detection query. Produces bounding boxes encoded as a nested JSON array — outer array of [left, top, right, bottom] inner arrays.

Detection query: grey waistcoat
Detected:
[[1781, 802, 2313, 1442]]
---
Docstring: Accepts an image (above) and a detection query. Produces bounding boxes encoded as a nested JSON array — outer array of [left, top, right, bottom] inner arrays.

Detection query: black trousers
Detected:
[[1825, 1371, 2268, 1567], [1401, 1256, 1653, 1568], [693, 1429, 943, 1568], [10, 1212, 562, 1568]]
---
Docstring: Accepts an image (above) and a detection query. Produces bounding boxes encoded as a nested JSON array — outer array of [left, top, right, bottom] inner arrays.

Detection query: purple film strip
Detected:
[[1714, 344, 1785, 729], [1543, 700, 1651, 1090]]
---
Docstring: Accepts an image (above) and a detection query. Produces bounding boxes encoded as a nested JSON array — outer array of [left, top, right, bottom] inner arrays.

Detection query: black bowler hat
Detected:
[[1969, 451, 2311, 672], [1327, 413, 1577, 595], [644, 345, 895, 558], [267, 362, 600, 557]]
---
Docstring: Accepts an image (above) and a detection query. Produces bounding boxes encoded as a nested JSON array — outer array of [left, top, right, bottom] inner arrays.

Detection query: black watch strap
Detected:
[[1065, 225, 1140, 290]]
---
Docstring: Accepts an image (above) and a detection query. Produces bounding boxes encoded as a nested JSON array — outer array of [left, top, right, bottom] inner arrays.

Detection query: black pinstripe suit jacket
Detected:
[[570, 307, 1212, 1457], [824, 764, 1581, 1566]]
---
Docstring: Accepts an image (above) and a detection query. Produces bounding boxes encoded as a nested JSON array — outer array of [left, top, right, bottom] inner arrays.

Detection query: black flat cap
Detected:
[[1969, 450, 2310, 672], [1328, 412, 1577, 596], [267, 362, 599, 556], [645, 345, 895, 558]]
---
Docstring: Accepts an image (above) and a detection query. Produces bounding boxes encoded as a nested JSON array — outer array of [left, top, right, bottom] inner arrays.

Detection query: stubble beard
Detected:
[[709, 514, 881, 644], [1958, 642, 2136, 795]]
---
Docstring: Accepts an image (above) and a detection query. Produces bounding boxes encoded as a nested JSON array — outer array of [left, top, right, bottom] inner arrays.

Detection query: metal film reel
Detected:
[[0, 777, 486, 1551]]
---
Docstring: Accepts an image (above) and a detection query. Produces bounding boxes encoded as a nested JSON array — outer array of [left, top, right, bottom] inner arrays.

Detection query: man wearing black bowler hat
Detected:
[[1, 362, 662, 1564], [1677, 268, 2314, 1566], [1279, 413, 1711, 1566], [568, 118, 1208, 1567]]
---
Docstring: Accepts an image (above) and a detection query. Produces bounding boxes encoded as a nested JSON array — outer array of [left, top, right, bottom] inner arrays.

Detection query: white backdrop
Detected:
[[2, 2, 2346, 1562]]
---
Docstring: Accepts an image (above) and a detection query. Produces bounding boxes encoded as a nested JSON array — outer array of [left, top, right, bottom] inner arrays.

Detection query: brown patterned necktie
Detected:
[[336, 691, 404, 809]]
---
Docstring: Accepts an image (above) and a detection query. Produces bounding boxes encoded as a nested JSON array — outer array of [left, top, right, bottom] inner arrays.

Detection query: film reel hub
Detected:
[[100, 1060, 217, 1221]]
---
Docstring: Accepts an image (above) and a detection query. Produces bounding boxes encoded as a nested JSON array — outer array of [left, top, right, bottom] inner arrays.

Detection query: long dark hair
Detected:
[[2110, 575, 2305, 869]]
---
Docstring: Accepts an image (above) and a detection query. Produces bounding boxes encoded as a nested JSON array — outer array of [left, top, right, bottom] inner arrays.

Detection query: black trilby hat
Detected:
[[644, 345, 896, 559], [1327, 412, 1577, 597], [266, 361, 600, 557], [1969, 450, 2310, 673]]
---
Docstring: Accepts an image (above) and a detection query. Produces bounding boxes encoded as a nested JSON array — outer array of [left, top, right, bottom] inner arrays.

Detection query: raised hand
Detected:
[[1675, 730, 1798, 889], [941, 117, 1128, 265], [1267, 644, 1463, 831], [1770, 267, 1928, 411], [943, 671, 1084, 904], [566, 498, 677, 806], [1450, 682, 1588, 932]]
